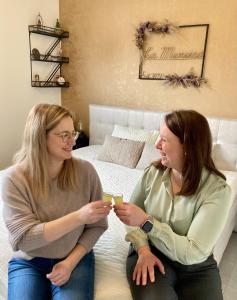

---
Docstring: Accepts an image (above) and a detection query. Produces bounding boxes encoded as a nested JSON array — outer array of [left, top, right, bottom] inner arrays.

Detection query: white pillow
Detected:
[[212, 143, 237, 171], [136, 143, 161, 169], [112, 124, 159, 144]]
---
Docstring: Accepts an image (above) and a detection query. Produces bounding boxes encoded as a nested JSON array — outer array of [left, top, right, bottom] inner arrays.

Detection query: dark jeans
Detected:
[[126, 244, 223, 300], [8, 251, 95, 300]]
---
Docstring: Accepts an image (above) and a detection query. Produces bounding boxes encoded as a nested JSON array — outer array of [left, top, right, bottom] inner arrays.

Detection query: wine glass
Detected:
[[113, 193, 123, 205], [103, 192, 113, 202]]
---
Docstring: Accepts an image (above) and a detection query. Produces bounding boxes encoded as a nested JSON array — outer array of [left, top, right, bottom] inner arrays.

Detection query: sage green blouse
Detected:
[[126, 166, 232, 265]]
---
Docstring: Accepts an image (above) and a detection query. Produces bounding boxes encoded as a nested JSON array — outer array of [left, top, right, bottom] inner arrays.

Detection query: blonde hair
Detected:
[[14, 103, 78, 200]]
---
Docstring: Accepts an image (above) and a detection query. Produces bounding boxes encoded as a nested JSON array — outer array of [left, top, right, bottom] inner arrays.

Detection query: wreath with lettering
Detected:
[[135, 21, 208, 88]]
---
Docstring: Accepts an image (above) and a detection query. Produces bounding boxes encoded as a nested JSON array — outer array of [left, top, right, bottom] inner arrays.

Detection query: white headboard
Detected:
[[89, 104, 237, 171]]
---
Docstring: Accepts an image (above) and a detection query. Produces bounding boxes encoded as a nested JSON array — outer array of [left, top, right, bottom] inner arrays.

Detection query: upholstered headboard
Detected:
[[89, 104, 237, 171]]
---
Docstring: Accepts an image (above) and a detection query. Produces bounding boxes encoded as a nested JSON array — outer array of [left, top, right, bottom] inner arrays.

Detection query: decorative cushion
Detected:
[[212, 143, 237, 171], [97, 135, 145, 168], [112, 124, 159, 144], [136, 143, 161, 169]]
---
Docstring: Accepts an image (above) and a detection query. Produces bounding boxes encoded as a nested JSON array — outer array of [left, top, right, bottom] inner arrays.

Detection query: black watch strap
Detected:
[[140, 215, 153, 233]]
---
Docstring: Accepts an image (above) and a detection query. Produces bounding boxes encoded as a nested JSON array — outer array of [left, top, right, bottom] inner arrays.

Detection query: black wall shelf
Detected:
[[32, 81, 70, 88], [31, 54, 69, 63], [28, 25, 69, 88], [29, 25, 69, 38]]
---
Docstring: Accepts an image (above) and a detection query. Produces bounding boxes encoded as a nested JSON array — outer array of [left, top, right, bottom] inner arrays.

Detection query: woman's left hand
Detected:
[[114, 203, 148, 226], [46, 260, 73, 286], [133, 246, 165, 285]]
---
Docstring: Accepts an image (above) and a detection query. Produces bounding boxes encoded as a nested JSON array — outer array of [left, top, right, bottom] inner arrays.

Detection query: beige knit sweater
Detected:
[[2, 158, 107, 259]]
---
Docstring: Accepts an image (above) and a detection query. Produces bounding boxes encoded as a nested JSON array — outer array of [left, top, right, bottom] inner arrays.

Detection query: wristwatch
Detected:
[[140, 215, 153, 233]]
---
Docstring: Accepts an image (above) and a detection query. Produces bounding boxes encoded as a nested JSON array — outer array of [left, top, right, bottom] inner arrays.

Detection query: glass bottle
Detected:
[[36, 13, 43, 28]]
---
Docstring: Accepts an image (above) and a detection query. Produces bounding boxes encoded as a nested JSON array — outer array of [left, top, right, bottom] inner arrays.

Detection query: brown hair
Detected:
[[153, 110, 225, 196], [14, 103, 78, 200]]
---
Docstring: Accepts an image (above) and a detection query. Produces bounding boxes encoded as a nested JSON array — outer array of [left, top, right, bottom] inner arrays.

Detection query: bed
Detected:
[[0, 104, 237, 300]]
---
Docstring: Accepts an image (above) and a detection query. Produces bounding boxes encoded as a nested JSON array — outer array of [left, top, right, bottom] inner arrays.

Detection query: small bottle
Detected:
[[36, 13, 43, 28], [34, 74, 40, 86], [55, 19, 61, 29]]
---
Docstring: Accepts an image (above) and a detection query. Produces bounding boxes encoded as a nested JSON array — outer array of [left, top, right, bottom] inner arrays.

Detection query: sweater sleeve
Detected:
[[125, 167, 150, 250], [77, 162, 108, 252], [2, 162, 108, 255], [2, 173, 47, 252]]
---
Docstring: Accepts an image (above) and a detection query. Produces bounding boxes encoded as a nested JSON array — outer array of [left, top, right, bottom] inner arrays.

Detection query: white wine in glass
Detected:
[[103, 192, 113, 202], [113, 193, 123, 205]]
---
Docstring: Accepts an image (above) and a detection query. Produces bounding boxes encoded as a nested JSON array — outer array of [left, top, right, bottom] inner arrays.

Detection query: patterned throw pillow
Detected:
[[97, 135, 145, 168]]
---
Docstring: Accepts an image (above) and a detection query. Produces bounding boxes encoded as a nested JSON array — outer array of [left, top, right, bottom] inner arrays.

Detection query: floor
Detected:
[[219, 232, 237, 300]]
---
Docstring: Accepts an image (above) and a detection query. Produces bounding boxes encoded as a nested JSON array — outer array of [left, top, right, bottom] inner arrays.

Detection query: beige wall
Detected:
[[0, 0, 61, 169], [60, 0, 237, 134]]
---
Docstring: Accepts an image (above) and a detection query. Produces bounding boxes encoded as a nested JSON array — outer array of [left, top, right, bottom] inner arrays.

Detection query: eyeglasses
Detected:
[[54, 131, 79, 143]]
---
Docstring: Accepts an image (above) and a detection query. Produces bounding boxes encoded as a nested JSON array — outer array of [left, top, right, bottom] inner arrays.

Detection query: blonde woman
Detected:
[[2, 103, 111, 300]]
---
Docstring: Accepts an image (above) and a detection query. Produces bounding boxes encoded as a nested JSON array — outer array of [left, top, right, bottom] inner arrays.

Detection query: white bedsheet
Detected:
[[0, 145, 236, 300], [73, 145, 140, 299]]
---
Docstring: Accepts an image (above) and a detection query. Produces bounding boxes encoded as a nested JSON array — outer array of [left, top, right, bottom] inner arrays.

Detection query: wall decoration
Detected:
[[55, 18, 61, 29], [55, 18, 61, 34], [36, 13, 43, 27], [135, 20, 178, 50], [165, 68, 207, 88], [34, 74, 40, 87], [29, 24, 69, 88], [136, 21, 209, 88], [56, 76, 66, 86], [31, 48, 40, 60]]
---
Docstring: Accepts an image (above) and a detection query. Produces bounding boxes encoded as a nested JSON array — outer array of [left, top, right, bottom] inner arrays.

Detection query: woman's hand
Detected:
[[133, 246, 165, 286], [78, 200, 112, 224], [46, 260, 73, 286], [114, 203, 148, 226], [46, 244, 87, 286]]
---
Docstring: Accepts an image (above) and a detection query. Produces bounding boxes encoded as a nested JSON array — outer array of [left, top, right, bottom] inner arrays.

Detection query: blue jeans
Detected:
[[8, 251, 95, 300]]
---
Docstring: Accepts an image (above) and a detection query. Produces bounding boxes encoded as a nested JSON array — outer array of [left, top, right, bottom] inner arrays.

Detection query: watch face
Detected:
[[141, 220, 153, 233]]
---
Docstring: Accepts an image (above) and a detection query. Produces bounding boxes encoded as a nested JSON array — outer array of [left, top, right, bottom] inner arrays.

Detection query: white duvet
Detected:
[[73, 145, 140, 300]]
